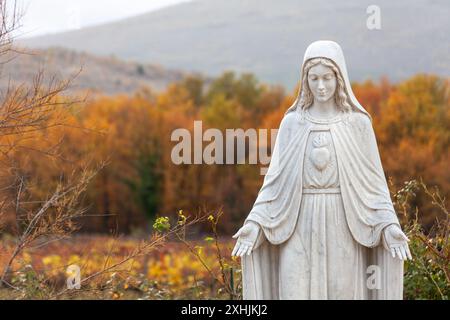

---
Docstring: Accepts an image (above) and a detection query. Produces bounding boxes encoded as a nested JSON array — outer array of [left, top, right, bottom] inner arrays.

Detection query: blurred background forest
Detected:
[[1, 72, 449, 235]]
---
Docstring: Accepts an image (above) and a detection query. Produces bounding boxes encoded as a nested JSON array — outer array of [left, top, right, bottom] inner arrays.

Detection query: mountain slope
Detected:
[[0, 47, 191, 95], [19, 0, 450, 89]]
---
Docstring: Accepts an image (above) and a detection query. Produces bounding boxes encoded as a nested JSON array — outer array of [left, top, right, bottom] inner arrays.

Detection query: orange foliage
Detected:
[[4, 73, 448, 233]]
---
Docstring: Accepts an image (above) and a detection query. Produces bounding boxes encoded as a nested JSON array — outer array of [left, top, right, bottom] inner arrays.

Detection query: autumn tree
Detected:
[[0, 0, 99, 287]]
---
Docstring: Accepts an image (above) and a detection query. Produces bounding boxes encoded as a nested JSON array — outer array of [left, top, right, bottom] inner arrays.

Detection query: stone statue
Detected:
[[231, 40, 412, 300]]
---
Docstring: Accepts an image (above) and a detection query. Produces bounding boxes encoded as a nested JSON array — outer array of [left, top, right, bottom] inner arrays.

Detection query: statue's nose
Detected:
[[318, 80, 325, 90]]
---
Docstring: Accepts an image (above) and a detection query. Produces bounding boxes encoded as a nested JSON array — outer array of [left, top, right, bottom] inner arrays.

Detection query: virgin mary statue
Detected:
[[231, 40, 412, 300]]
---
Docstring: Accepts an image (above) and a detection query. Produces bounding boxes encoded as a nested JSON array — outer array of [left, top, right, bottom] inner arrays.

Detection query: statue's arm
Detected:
[[352, 112, 412, 260], [231, 113, 299, 257]]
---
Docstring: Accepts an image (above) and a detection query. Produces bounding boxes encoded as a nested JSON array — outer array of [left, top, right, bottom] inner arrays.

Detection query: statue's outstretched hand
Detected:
[[231, 221, 260, 257], [383, 224, 412, 261]]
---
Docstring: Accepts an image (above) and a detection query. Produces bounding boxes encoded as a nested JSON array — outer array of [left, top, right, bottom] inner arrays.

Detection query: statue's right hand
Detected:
[[231, 221, 260, 257]]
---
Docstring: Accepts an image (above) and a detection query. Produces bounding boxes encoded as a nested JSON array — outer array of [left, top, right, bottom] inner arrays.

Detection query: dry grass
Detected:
[[0, 234, 239, 300]]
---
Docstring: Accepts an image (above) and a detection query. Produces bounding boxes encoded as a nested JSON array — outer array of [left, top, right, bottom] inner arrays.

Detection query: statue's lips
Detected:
[[316, 93, 329, 100]]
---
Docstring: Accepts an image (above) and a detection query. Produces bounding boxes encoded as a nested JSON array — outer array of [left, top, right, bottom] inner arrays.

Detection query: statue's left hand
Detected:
[[383, 224, 412, 261]]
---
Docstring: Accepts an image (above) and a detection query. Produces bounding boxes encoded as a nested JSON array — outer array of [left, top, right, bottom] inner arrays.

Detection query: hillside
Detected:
[[18, 0, 450, 89], [0, 47, 192, 95]]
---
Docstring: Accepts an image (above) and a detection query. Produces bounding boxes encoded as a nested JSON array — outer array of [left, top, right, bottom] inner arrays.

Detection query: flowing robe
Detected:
[[241, 110, 403, 300]]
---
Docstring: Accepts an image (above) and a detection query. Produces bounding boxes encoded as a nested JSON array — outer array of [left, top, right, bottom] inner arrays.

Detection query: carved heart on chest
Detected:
[[310, 147, 331, 171], [310, 132, 331, 171]]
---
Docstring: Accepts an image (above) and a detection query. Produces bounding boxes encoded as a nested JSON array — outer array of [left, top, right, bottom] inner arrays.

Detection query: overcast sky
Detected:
[[13, 0, 191, 38]]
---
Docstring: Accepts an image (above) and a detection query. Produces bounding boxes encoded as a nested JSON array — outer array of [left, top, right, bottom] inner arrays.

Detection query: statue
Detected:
[[231, 40, 412, 300]]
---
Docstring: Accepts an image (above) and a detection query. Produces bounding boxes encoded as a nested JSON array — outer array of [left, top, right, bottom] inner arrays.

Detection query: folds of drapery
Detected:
[[241, 111, 403, 300]]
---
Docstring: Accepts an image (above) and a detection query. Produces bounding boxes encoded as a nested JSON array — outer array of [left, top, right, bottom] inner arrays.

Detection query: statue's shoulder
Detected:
[[279, 110, 300, 130], [347, 111, 372, 130], [346, 111, 378, 144]]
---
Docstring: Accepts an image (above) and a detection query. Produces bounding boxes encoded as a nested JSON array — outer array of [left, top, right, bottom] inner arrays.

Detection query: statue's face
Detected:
[[307, 64, 337, 104]]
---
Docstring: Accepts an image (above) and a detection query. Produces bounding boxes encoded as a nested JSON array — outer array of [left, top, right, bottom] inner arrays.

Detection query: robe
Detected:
[[241, 109, 404, 300]]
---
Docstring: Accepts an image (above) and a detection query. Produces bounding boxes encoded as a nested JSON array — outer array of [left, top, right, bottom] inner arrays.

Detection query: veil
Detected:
[[286, 40, 371, 120]]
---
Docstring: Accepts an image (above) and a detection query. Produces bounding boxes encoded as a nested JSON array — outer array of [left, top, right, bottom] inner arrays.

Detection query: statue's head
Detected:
[[285, 40, 370, 118], [299, 57, 352, 112]]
